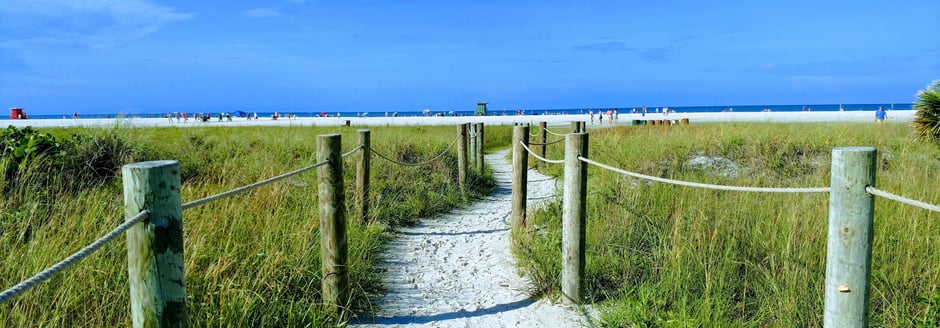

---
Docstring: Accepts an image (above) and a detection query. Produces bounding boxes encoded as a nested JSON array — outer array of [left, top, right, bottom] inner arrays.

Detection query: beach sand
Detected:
[[0, 110, 916, 129]]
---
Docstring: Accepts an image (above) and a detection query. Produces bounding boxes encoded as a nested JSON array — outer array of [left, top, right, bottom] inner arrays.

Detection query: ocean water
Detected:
[[12, 103, 913, 120]]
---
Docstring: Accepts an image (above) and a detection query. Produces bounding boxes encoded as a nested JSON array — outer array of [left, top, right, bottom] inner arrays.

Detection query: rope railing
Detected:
[[1, 124, 486, 324], [528, 138, 565, 146], [342, 145, 363, 158], [866, 186, 940, 213], [544, 128, 569, 137], [0, 210, 150, 305], [519, 141, 565, 164], [577, 156, 831, 193], [182, 159, 331, 210], [511, 126, 939, 323], [370, 132, 461, 167]]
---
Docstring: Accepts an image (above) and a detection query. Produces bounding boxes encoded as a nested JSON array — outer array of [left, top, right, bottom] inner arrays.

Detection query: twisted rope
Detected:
[[370, 133, 461, 167], [866, 186, 940, 213], [520, 141, 565, 164], [182, 159, 330, 210], [544, 128, 569, 137], [529, 138, 565, 146], [578, 156, 830, 193], [0, 210, 150, 304], [342, 145, 363, 159]]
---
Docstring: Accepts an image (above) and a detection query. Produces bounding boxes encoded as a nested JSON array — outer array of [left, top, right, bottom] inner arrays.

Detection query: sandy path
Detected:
[[350, 149, 591, 327]]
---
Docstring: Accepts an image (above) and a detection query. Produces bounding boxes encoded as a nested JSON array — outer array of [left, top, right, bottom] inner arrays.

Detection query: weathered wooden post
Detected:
[[824, 147, 876, 327], [538, 122, 547, 167], [123, 160, 185, 328], [356, 129, 371, 223], [562, 132, 588, 304], [469, 123, 478, 170], [511, 124, 530, 232], [570, 121, 580, 133], [475, 123, 485, 172], [317, 134, 349, 316], [457, 123, 469, 193]]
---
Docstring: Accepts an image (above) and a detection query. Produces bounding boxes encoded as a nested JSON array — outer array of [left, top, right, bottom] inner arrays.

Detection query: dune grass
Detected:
[[516, 122, 940, 327], [0, 123, 511, 326]]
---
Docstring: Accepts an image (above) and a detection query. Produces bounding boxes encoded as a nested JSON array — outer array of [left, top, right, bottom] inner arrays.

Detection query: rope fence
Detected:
[[544, 128, 569, 137], [866, 186, 940, 213], [1, 123, 488, 326], [578, 156, 831, 193], [0, 210, 150, 304], [369, 132, 461, 167], [528, 138, 565, 146], [519, 141, 565, 164], [509, 124, 940, 325], [182, 159, 331, 210]]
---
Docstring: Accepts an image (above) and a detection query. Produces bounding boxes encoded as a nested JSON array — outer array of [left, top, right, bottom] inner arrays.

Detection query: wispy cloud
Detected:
[[0, 0, 193, 49], [573, 41, 676, 62], [244, 8, 285, 18], [573, 41, 635, 53]]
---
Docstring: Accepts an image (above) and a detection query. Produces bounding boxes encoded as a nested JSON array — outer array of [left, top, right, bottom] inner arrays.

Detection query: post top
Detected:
[[832, 146, 877, 153], [123, 160, 179, 169]]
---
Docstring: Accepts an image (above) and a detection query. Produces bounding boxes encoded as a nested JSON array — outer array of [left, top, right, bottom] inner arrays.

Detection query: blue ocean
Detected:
[[16, 103, 913, 120]]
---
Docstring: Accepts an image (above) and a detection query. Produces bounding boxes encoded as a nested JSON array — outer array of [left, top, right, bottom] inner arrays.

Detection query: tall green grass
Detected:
[[0, 124, 510, 326], [516, 122, 940, 327]]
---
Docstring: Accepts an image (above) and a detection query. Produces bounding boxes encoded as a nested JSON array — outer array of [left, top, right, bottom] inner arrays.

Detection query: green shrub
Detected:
[[913, 80, 940, 143]]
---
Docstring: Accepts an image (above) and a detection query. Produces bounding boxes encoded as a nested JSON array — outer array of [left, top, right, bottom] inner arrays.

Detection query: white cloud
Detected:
[[1, 0, 194, 48], [244, 8, 284, 18]]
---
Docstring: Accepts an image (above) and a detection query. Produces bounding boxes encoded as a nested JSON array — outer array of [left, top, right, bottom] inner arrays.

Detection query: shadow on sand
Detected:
[[352, 298, 537, 325]]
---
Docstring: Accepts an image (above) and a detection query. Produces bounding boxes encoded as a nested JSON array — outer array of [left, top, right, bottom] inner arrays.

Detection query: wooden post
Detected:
[[317, 134, 349, 316], [356, 129, 370, 223], [571, 121, 580, 133], [538, 122, 547, 168], [562, 132, 588, 304], [825, 147, 876, 327], [511, 124, 530, 232], [469, 123, 478, 170], [123, 160, 185, 328], [475, 123, 485, 172], [457, 123, 468, 193]]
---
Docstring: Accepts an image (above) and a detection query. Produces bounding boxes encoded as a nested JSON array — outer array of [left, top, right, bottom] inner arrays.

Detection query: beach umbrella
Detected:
[[234, 110, 247, 117], [361, 112, 369, 117]]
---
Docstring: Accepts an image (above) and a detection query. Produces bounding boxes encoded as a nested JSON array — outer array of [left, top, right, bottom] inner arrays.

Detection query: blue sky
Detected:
[[1, 0, 938, 115]]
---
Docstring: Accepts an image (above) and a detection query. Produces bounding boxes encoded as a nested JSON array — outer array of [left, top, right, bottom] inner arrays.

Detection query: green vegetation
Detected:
[[516, 122, 940, 327], [0, 124, 510, 326], [913, 80, 940, 143]]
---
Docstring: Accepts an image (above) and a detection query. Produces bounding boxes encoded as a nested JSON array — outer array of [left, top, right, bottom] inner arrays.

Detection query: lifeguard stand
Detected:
[[10, 108, 25, 119], [475, 102, 487, 116]]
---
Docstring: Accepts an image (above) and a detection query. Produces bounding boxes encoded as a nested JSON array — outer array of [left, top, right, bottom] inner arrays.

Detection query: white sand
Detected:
[[350, 150, 592, 327], [0, 110, 915, 128]]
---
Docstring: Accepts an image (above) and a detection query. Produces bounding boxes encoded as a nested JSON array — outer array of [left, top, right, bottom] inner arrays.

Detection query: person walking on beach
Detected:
[[642, 105, 647, 117], [614, 109, 619, 122], [876, 106, 887, 124], [607, 109, 613, 124], [589, 109, 595, 124]]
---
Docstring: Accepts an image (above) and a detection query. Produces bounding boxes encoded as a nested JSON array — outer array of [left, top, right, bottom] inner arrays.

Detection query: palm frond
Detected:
[[912, 80, 940, 142]]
